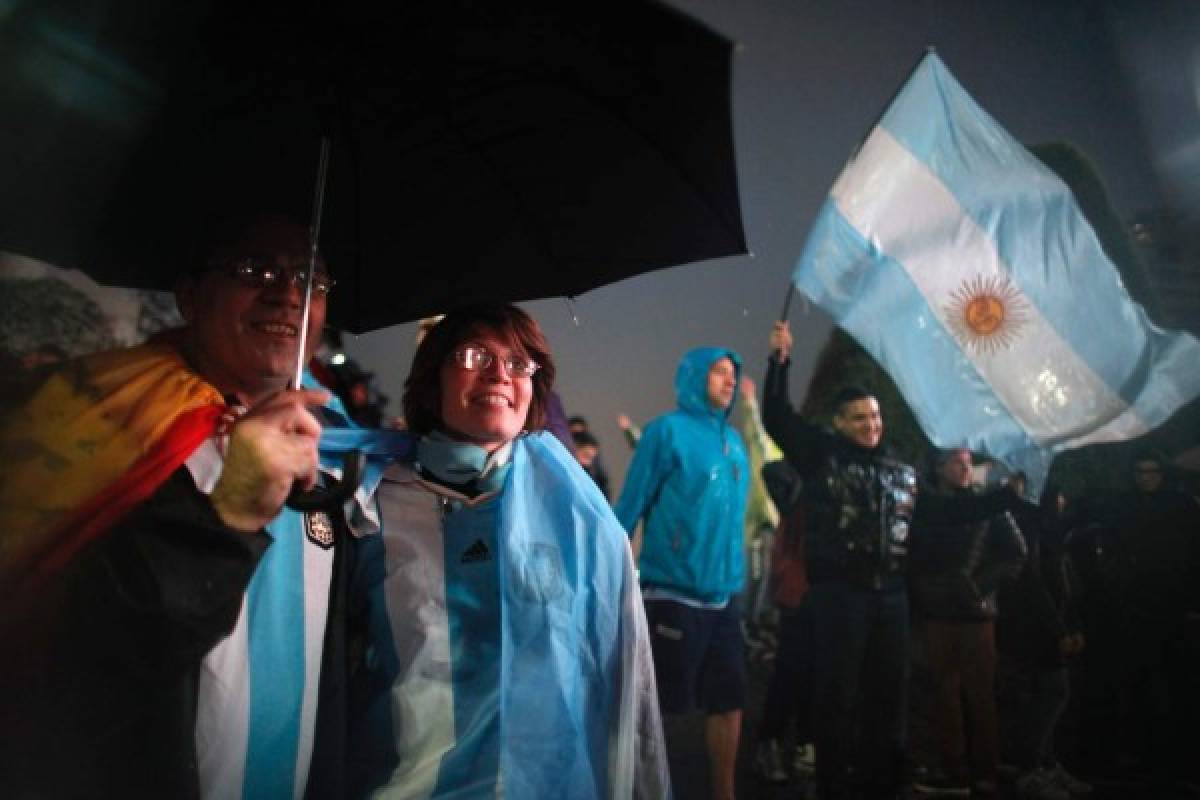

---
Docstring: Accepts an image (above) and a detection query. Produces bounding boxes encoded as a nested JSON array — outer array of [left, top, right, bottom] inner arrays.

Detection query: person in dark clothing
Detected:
[[1072, 452, 1200, 792], [908, 448, 1026, 797], [569, 418, 612, 499], [537, 390, 574, 454], [1108, 452, 1198, 790], [1069, 500, 1136, 784], [755, 498, 818, 785], [762, 320, 1021, 800], [995, 478, 1091, 800]]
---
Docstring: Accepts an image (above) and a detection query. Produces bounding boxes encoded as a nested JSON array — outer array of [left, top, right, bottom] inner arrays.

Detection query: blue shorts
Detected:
[[644, 596, 746, 715]]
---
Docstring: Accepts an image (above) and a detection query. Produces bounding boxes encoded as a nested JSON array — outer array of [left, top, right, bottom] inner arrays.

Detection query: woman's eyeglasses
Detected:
[[453, 346, 539, 377]]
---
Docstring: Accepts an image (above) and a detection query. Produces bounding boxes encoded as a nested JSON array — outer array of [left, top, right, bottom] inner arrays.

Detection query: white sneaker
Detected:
[[1016, 768, 1069, 800], [1047, 762, 1092, 795], [792, 742, 816, 775], [756, 739, 788, 784]]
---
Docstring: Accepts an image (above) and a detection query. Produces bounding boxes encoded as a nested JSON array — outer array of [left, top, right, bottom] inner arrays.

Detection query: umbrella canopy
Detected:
[[0, 0, 746, 333]]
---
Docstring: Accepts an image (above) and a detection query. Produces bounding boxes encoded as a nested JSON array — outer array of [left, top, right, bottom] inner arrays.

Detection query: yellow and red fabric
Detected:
[[0, 331, 225, 587]]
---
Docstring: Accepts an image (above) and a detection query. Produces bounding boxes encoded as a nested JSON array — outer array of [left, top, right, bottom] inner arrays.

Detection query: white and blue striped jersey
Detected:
[[185, 435, 335, 800], [354, 434, 672, 800]]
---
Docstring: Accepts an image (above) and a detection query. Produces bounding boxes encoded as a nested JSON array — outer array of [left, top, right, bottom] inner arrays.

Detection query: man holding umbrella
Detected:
[[0, 216, 360, 799]]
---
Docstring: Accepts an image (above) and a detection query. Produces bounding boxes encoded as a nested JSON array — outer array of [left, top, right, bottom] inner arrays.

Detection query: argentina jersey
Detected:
[[185, 434, 336, 800], [358, 461, 504, 799], [354, 433, 672, 799]]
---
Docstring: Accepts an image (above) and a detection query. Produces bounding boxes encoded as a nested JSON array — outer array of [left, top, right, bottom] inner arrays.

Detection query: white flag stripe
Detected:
[[831, 126, 1148, 445], [1060, 401, 1159, 450]]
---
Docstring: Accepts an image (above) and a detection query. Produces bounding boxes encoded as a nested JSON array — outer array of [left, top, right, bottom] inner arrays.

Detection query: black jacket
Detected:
[[996, 501, 1079, 667], [908, 488, 1026, 622], [762, 357, 1020, 592], [0, 468, 353, 800]]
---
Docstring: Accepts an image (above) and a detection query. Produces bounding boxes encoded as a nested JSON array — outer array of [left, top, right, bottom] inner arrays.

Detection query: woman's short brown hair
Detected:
[[402, 304, 556, 436]]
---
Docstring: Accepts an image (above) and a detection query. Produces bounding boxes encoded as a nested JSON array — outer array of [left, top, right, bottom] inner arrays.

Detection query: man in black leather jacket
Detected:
[[762, 321, 1020, 800]]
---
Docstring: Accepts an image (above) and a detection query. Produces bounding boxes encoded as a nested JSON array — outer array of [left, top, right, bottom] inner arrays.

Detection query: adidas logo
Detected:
[[460, 538, 491, 564]]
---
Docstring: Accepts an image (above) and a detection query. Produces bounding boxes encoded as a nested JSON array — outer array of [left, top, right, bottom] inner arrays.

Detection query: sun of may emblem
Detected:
[[944, 274, 1029, 354]]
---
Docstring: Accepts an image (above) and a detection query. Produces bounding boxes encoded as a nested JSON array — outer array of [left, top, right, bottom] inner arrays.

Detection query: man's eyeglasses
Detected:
[[453, 346, 539, 377], [211, 257, 336, 295]]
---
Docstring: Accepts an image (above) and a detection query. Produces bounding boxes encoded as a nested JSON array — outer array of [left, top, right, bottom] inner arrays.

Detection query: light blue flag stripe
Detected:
[[793, 52, 1200, 488], [499, 433, 626, 799]]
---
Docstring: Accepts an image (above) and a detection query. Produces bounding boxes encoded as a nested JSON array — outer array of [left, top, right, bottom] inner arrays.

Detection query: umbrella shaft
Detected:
[[294, 137, 332, 389]]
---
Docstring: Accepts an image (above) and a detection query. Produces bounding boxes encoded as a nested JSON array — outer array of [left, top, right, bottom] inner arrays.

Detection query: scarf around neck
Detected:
[[416, 430, 512, 497]]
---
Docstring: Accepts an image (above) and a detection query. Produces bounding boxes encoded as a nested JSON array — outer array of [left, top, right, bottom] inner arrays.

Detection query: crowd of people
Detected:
[[0, 214, 1197, 800]]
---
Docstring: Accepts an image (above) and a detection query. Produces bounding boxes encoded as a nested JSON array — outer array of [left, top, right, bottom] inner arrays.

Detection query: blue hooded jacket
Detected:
[[615, 347, 749, 604]]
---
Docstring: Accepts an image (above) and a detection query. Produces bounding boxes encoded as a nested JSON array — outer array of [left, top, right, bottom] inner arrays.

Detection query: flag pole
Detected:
[[779, 284, 795, 322]]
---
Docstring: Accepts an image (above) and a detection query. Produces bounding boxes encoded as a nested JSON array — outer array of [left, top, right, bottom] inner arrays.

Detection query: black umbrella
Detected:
[[1, 0, 746, 334]]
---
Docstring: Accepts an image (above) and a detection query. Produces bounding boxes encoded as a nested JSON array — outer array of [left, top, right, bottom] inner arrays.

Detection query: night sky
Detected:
[[345, 0, 1188, 494]]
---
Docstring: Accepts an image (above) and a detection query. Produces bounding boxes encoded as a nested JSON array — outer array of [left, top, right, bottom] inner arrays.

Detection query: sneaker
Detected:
[[756, 739, 788, 784], [912, 769, 970, 796], [1016, 768, 1069, 800], [792, 742, 816, 775], [1046, 762, 1092, 795]]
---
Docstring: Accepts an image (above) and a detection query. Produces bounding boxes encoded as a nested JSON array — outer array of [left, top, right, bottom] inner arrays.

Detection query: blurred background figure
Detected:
[[734, 374, 784, 676], [1070, 449, 1200, 795], [908, 448, 1027, 797], [311, 329, 391, 428], [617, 411, 642, 450], [570, 426, 610, 500], [995, 475, 1091, 800]]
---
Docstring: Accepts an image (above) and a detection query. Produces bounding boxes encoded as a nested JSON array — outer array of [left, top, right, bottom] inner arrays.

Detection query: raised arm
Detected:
[[762, 322, 826, 475], [913, 484, 1020, 528]]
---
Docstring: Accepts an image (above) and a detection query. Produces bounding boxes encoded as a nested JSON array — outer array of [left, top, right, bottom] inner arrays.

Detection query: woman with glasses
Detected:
[[350, 304, 668, 799]]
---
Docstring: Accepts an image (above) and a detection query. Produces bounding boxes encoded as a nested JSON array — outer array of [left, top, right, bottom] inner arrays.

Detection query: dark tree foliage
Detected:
[[1031, 142, 1197, 498], [1029, 142, 1162, 320]]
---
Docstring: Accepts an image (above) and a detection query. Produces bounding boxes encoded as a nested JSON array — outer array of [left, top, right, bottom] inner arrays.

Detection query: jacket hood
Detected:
[[675, 347, 742, 420]]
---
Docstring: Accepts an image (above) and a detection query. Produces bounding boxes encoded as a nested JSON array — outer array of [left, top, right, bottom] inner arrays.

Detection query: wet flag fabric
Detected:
[[793, 52, 1200, 490]]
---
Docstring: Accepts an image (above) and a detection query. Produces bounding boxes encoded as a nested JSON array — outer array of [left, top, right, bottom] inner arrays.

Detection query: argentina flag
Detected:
[[793, 51, 1200, 491]]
